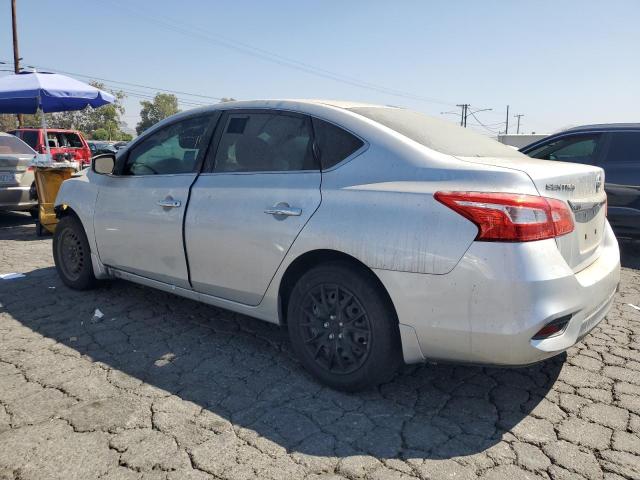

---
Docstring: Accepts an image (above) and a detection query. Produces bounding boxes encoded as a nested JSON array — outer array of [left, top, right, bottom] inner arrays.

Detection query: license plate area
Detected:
[[0, 172, 18, 185], [569, 200, 606, 254]]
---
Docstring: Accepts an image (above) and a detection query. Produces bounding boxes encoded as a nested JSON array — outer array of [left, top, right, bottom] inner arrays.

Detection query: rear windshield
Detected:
[[0, 135, 36, 155], [349, 106, 523, 158]]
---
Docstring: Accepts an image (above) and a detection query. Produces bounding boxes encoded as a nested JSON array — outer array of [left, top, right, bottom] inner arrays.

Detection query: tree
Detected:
[[0, 115, 18, 132], [92, 128, 108, 140], [136, 93, 180, 135]]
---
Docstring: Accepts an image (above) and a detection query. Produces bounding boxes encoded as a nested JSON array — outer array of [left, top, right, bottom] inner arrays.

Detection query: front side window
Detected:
[[123, 116, 210, 175], [212, 112, 317, 172], [604, 131, 640, 164], [312, 118, 364, 169], [526, 134, 601, 164]]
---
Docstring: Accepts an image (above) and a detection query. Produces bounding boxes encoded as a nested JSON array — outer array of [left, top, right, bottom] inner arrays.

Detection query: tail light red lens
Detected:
[[434, 191, 574, 242]]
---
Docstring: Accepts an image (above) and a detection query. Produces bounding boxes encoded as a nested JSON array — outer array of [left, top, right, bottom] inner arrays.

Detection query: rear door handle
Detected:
[[264, 203, 302, 217], [157, 198, 182, 208]]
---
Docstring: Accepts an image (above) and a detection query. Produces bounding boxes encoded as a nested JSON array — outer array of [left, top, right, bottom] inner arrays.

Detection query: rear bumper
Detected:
[[0, 186, 36, 211], [375, 221, 621, 365]]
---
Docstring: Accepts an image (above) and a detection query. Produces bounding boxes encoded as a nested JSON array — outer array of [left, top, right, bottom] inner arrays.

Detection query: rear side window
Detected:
[[0, 134, 36, 155], [604, 132, 640, 164], [526, 134, 601, 164], [312, 118, 364, 169], [213, 112, 317, 172], [18, 131, 39, 149]]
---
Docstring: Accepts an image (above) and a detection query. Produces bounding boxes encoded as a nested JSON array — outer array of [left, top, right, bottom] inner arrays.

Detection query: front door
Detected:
[[185, 110, 322, 305], [94, 114, 214, 288]]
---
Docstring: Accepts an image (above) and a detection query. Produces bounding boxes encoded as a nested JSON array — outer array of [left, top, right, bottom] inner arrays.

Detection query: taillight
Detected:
[[434, 191, 574, 242]]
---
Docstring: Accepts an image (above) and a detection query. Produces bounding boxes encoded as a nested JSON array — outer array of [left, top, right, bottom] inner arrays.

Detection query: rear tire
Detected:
[[53, 215, 97, 290], [287, 262, 402, 391]]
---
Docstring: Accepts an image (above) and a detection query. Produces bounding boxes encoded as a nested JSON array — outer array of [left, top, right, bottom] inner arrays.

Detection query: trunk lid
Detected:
[[457, 155, 606, 272], [0, 154, 35, 187]]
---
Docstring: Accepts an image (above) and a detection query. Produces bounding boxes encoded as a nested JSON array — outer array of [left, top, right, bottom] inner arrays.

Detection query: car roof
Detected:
[[563, 123, 640, 132], [11, 127, 82, 133], [141, 99, 398, 139]]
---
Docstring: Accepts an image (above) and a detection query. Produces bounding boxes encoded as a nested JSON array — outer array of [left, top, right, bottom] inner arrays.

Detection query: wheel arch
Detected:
[[277, 249, 399, 328]]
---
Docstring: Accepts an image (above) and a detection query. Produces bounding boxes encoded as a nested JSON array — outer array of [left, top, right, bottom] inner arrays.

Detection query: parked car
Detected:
[[0, 132, 38, 217], [521, 124, 640, 238], [87, 140, 118, 157], [9, 128, 92, 166], [52, 100, 620, 391], [112, 141, 129, 150]]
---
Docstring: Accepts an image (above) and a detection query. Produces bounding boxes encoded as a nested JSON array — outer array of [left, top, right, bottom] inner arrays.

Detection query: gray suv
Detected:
[[521, 124, 640, 238]]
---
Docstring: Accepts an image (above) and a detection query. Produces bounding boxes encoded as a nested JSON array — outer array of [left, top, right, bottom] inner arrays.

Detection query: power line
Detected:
[[2, 59, 224, 101], [103, 0, 458, 107], [468, 111, 501, 134]]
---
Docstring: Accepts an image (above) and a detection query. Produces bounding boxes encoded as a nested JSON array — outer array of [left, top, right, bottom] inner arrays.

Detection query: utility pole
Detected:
[[505, 105, 509, 135], [514, 114, 524, 134], [456, 104, 470, 127], [11, 0, 23, 127]]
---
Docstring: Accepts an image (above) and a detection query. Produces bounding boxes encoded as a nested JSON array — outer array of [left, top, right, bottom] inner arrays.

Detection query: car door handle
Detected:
[[264, 203, 302, 217], [157, 198, 182, 208]]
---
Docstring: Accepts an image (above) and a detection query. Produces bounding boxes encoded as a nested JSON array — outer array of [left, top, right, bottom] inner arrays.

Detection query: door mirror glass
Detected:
[[92, 153, 116, 175]]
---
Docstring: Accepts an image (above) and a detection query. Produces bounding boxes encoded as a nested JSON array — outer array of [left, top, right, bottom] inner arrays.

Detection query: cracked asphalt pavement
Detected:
[[1, 211, 640, 480]]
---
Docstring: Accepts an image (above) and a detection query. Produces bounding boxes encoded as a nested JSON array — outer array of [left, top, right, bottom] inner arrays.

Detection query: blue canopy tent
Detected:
[[0, 71, 115, 159]]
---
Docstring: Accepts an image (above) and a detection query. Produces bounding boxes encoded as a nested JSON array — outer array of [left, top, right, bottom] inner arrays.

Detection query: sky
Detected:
[[1, 0, 639, 136]]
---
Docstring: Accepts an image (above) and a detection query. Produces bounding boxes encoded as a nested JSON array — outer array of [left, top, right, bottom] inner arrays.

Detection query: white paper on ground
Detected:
[[0, 273, 26, 280], [93, 308, 105, 320]]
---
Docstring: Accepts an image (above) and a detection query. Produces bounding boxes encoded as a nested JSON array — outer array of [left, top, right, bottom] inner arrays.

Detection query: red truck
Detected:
[[8, 128, 92, 166]]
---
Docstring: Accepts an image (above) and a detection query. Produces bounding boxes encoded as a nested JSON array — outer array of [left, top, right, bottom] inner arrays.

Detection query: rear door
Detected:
[[185, 109, 321, 305], [598, 131, 640, 235], [94, 114, 216, 287]]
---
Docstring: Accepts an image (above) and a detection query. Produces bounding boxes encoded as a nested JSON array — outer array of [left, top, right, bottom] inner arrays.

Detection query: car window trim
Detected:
[[203, 108, 321, 174], [113, 112, 219, 177]]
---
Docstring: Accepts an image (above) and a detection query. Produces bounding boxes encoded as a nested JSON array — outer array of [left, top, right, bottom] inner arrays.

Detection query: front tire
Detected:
[[287, 262, 402, 391], [53, 215, 97, 290]]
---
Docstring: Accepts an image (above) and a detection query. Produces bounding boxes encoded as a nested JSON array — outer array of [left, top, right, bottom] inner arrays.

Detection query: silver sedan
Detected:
[[52, 100, 620, 391]]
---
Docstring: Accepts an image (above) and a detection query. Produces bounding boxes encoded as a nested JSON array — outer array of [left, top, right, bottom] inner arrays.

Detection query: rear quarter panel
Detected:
[[286, 140, 540, 275]]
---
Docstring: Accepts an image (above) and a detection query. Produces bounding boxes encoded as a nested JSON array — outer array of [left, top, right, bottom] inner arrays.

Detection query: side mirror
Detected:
[[92, 153, 116, 175]]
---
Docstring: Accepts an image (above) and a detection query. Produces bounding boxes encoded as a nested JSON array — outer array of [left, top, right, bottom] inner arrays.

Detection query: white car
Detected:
[[52, 100, 620, 391]]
